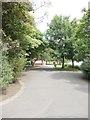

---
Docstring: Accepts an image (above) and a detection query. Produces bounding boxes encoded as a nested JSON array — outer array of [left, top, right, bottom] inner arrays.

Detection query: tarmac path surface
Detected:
[[1, 65, 88, 118]]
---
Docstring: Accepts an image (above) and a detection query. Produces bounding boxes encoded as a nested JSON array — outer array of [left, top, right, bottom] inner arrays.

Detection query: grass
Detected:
[[55, 65, 62, 68], [46, 61, 54, 65], [55, 64, 81, 71]]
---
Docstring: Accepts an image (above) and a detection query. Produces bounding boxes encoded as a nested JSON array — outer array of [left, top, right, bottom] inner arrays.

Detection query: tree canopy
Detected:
[[1, 2, 48, 86]]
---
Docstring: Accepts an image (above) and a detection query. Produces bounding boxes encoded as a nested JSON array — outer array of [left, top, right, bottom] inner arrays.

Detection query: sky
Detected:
[[32, 0, 90, 32]]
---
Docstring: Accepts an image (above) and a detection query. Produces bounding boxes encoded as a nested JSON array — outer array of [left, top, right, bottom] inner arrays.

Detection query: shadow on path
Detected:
[[25, 65, 88, 93], [51, 71, 88, 93], [25, 66, 58, 71]]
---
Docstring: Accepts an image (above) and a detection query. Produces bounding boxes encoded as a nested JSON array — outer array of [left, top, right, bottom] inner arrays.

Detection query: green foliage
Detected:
[[2, 2, 46, 83], [75, 9, 90, 79], [2, 2, 89, 83], [0, 45, 13, 87], [42, 47, 55, 61], [26, 36, 48, 61], [46, 15, 75, 68], [65, 19, 78, 67], [2, 2, 35, 52], [10, 56, 26, 81], [46, 9, 89, 70], [74, 38, 88, 61], [81, 60, 90, 79], [75, 9, 90, 61]]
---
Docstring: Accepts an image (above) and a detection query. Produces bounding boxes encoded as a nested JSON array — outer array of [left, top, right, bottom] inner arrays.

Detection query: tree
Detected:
[[65, 18, 78, 67], [42, 47, 55, 63], [26, 38, 48, 63], [2, 2, 34, 52], [75, 9, 90, 61], [2, 2, 46, 80], [46, 15, 71, 68], [75, 9, 90, 79]]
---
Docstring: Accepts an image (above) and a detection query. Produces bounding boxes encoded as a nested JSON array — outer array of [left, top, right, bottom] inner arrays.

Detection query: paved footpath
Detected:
[[1, 66, 88, 118]]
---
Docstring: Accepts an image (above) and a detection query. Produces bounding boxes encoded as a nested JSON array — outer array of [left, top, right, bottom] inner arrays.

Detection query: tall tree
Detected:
[[46, 15, 71, 68], [65, 18, 78, 67], [75, 9, 90, 79], [2, 2, 46, 80], [75, 9, 90, 61]]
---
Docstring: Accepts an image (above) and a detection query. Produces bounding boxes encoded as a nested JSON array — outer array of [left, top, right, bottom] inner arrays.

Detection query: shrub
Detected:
[[0, 54, 13, 87], [81, 60, 90, 79], [74, 65, 81, 70], [10, 56, 26, 81], [64, 64, 68, 67]]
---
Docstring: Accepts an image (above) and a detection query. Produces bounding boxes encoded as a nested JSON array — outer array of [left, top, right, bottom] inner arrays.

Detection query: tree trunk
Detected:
[[62, 55, 64, 69], [72, 58, 74, 68]]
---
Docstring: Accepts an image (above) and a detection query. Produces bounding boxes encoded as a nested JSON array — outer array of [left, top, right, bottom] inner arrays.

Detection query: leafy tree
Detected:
[[75, 9, 90, 61], [2, 2, 34, 52], [65, 18, 78, 67], [42, 47, 55, 63], [26, 36, 48, 62], [75, 9, 90, 78], [2, 2, 46, 80], [46, 15, 71, 68]]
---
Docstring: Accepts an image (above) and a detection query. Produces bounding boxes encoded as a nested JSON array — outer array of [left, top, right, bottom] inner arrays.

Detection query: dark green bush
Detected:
[[74, 65, 81, 70], [0, 52, 13, 87], [64, 64, 68, 67], [10, 56, 26, 82], [81, 61, 90, 79]]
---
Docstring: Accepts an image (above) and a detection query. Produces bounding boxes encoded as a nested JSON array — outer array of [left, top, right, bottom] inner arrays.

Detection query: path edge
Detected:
[[0, 80, 25, 106]]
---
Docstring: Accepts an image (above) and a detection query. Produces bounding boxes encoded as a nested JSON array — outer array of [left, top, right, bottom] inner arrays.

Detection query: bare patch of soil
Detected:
[[0, 81, 21, 102]]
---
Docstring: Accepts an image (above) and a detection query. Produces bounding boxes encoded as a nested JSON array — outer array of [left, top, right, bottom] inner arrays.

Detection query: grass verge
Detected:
[[55, 64, 81, 71]]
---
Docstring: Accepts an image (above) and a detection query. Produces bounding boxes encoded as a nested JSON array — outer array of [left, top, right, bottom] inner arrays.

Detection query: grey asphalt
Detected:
[[1, 65, 88, 118]]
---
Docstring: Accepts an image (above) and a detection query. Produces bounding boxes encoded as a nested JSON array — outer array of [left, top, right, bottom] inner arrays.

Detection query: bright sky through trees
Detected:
[[32, 0, 90, 32]]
